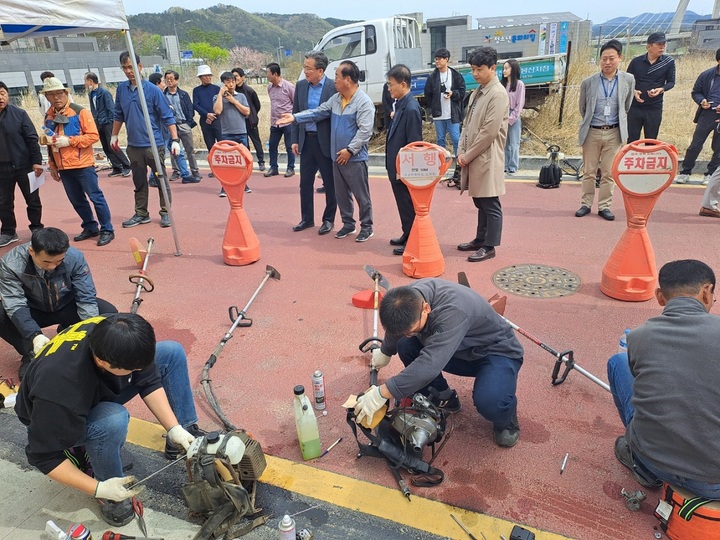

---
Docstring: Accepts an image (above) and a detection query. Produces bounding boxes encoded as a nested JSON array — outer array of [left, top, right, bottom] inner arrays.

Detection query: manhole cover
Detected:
[[492, 264, 581, 298]]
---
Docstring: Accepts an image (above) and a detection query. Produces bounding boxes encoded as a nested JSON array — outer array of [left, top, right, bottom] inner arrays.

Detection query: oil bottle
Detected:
[[293, 385, 321, 460]]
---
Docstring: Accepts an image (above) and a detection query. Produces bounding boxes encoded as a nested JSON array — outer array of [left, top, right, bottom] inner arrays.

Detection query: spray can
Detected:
[[312, 370, 326, 410], [278, 514, 296, 540], [66, 523, 92, 540], [293, 385, 321, 460]]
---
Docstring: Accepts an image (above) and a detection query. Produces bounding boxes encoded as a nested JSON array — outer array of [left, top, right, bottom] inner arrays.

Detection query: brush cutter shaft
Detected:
[[130, 238, 154, 314]]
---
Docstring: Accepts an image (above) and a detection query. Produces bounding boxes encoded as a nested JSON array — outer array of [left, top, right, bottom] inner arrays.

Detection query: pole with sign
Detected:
[[396, 142, 453, 278], [208, 141, 258, 266], [601, 139, 678, 301]]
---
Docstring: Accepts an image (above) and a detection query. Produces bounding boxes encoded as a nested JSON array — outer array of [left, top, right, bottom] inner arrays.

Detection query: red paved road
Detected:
[[2, 168, 716, 540]]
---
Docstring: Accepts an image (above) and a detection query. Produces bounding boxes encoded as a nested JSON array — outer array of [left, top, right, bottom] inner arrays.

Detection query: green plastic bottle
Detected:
[[293, 385, 321, 460]]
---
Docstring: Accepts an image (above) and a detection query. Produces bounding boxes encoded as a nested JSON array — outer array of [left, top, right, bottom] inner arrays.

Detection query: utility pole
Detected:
[[276, 38, 283, 64]]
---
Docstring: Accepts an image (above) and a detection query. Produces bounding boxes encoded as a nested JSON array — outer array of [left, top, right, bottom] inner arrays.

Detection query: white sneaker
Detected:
[[675, 174, 690, 184], [703, 174, 711, 185]]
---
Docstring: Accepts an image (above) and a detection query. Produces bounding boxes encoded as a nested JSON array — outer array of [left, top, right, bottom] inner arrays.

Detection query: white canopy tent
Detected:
[[0, 0, 182, 255]]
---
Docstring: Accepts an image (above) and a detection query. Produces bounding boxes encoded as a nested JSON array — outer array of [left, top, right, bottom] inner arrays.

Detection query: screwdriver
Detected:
[[101, 533, 164, 540]]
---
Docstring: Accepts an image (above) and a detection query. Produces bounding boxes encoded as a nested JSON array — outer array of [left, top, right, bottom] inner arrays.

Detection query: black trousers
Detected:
[[98, 122, 130, 172], [199, 118, 222, 152], [681, 110, 720, 175], [299, 134, 336, 224], [0, 298, 117, 356], [247, 123, 265, 165], [0, 164, 43, 236], [626, 106, 663, 143], [388, 170, 415, 237], [473, 196, 502, 247]]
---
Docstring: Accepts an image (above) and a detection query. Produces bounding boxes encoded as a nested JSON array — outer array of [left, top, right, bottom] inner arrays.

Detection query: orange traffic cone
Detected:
[[208, 141, 259, 266]]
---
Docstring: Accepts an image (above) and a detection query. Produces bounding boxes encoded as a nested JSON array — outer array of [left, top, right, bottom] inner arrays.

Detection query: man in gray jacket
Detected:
[[608, 259, 720, 498], [355, 279, 525, 447], [0, 227, 116, 379], [278, 60, 376, 242]]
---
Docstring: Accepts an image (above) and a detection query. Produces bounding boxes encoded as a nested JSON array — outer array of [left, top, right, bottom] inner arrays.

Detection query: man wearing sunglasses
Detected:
[[355, 279, 525, 447]]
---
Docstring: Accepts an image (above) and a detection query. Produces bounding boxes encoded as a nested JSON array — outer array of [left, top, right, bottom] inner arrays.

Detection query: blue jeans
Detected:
[[58, 167, 113, 233], [433, 119, 460, 156], [222, 133, 248, 148], [165, 138, 190, 179], [505, 119, 521, 173], [268, 124, 295, 171], [82, 341, 198, 480], [397, 336, 521, 431], [608, 353, 720, 499]]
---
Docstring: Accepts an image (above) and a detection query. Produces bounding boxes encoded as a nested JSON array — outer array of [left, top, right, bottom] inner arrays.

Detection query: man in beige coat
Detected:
[[457, 47, 509, 263]]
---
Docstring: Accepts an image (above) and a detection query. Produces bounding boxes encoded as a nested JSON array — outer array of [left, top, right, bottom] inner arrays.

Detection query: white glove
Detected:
[[94, 476, 144, 501], [53, 136, 71, 148], [170, 140, 181, 157], [371, 348, 392, 370], [32, 334, 50, 355], [167, 424, 195, 451], [110, 135, 119, 151], [354, 386, 388, 426]]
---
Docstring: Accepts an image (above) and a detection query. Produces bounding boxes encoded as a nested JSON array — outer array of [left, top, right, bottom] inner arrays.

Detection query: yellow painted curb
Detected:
[[128, 417, 573, 540]]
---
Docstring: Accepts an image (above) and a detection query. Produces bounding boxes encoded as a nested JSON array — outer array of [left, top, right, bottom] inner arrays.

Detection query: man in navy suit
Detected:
[[385, 65, 423, 255], [290, 52, 338, 235]]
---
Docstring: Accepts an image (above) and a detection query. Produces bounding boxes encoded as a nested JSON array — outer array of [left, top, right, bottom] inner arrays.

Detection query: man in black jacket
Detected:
[[289, 52, 337, 235], [423, 48, 466, 158], [233, 68, 265, 171], [164, 70, 201, 182], [385, 64, 423, 255], [0, 81, 43, 248], [84, 73, 131, 177]]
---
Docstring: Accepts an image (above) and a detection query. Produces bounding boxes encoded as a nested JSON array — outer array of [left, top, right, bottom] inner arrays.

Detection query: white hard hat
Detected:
[[197, 65, 212, 77]]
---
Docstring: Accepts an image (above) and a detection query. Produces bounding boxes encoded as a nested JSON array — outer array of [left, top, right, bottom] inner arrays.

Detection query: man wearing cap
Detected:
[[111, 52, 180, 229], [423, 48, 466, 158], [675, 49, 720, 186], [575, 39, 635, 222], [192, 65, 222, 173], [0, 81, 44, 248], [626, 33, 675, 144], [42, 77, 115, 246]]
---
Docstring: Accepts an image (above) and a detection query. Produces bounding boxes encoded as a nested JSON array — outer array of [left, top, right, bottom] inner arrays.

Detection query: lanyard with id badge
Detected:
[[601, 73, 618, 118]]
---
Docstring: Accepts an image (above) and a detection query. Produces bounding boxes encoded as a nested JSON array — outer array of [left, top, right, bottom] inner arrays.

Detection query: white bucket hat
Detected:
[[40, 77, 68, 93], [197, 65, 212, 77]]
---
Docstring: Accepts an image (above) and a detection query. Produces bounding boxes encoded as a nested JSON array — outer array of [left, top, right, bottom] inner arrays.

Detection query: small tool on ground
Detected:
[[102, 533, 164, 540], [131, 497, 148, 537], [450, 513, 478, 540], [127, 453, 185, 489]]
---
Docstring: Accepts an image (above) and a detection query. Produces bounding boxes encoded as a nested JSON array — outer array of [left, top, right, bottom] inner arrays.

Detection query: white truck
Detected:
[[311, 16, 567, 128]]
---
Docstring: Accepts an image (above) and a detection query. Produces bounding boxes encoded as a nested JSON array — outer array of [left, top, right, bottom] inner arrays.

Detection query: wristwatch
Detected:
[[345, 147, 354, 156], [171, 139, 180, 143]]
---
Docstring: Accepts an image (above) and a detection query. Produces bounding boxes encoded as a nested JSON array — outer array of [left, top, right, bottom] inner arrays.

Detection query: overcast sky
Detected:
[[123, 0, 715, 27]]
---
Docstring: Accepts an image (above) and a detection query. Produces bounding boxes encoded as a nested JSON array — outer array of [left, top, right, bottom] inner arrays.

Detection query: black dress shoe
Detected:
[[292, 221, 315, 232], [457, 240, 483, 251], [318, 221, 333, 235], [389, 235, 408, 246], [575, 206, 591, 217], [73, 229, 100, 242], [467, 247, 496, 262], [263, 169, 279, 177], [97, 231, 115, 246], [393, 246, 405, 256], [598, 209, 615, 221], [316, 186, 326, 193]]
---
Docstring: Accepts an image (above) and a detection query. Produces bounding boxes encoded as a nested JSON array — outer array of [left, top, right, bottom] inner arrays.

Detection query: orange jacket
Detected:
[[44, 103, 99, 170]]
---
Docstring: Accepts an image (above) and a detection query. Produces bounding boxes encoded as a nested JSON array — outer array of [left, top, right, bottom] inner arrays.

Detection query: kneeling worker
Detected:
[[15, 313, 206, 526], [355, 279, 524, 447], [607, 259, 720, 499], [0, 227, 117, 379]]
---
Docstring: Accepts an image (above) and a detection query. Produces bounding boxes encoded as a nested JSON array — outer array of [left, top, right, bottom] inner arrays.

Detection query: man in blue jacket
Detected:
[[0, 227, 116, 379], [84, 73, 130, 177], [385, 64, 423, 255], [0, 81, 44, 248]]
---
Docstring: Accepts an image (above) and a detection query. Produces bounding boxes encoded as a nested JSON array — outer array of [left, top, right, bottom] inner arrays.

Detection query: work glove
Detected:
[[110, 135, 120, 151], [371, 348, 391, 370], [354, 386, 387, 426], [53, 136, 71, 148], [94, 476, 144, 501], [167, 424, 195, 451], [170, 140, 181, 157], [32, 334, 50, 355]]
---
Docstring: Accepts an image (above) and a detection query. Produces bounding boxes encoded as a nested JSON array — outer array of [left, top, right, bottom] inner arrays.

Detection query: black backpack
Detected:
[[537, 163, 561, 189]]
